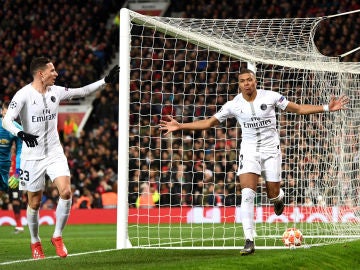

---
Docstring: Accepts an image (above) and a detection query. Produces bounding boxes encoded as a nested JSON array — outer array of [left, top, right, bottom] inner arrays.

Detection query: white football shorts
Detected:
[[237, 150, 282, 182], [19, 153, 70, 192]]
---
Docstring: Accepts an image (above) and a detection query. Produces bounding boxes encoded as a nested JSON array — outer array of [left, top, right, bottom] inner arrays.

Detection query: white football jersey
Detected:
[[214, 89, 289, 153], [3, 79, 106, 160]]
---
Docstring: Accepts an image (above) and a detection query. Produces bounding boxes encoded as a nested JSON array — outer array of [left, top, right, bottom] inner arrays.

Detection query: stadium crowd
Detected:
[[128, 0, 360, 210], [0, 0, 123, 210], [0, 0, 359, 211]]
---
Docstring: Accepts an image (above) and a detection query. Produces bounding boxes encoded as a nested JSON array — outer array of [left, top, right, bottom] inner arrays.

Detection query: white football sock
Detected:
[[53, 198, 72, 238], [269, 188, 284, 203], [27, 206, 41, 244], [240, 188, 256, 241]]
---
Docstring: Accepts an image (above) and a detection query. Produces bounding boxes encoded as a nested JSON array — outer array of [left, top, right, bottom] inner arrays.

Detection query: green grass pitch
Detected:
[[0, 224, 359, 270]]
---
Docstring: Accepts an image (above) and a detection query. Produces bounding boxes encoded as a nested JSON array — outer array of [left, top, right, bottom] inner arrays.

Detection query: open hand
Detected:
[[329, 94, 350, 111], [159, 116, 180, 135]]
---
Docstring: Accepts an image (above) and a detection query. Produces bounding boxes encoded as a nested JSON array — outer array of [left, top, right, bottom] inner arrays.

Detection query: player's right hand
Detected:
[[8, 175, 19, 189], [17, 131, 39, 147], [159, 115, 180, 135]]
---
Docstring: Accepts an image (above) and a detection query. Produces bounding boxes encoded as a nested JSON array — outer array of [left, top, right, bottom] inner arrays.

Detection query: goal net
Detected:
[[117, 8, 360, 249]]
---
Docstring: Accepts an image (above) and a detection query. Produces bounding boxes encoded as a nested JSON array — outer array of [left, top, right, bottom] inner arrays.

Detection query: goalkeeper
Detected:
[[0, 101, 23, 233], [159, 68, 350, 256]]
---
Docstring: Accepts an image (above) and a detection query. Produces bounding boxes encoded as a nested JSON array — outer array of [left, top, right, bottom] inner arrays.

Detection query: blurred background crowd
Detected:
[[0, 0, 358, 210]]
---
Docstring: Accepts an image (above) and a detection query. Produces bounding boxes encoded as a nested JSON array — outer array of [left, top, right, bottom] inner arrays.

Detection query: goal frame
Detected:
[[116, 8, 360, 250], [117, 8, 131, 249]]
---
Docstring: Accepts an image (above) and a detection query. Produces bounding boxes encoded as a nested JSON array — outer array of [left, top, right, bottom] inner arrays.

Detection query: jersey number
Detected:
[[239, 154, 244, 169], [18, 169, 30, 182]]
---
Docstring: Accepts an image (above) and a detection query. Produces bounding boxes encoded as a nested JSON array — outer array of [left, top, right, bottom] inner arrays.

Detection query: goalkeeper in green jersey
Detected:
[[0, 100, 23, 233]]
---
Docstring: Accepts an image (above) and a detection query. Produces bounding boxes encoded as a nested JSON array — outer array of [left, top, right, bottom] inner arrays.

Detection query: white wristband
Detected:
[[323, 104, 329, 112]]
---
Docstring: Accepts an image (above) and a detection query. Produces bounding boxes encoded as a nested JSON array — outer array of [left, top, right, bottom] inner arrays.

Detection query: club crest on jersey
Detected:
[[260, 104, 267, 110], [51, 96, 56, 102], [9, 101, 17, 109], [0, 138, 10, 144]]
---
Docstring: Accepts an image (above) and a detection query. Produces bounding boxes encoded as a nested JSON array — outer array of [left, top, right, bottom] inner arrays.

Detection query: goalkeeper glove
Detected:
[[8, 175, 19, 189], [104, 65, 119, 84], [18, 131, 39, 147]]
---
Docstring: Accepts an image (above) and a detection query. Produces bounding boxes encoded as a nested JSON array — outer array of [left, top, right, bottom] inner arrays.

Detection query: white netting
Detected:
[[121, 9, 360, 249]]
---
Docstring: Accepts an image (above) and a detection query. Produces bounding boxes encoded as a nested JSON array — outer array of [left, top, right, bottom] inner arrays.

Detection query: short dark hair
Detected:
[[30, 57, 51, 77], [239, 68, 256, 76], [2, 100, 10, 109]]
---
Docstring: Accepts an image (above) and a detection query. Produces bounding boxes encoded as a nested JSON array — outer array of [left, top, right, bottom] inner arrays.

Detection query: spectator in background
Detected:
[[63, 115, 79, 139], [193, 180, 204, 206], [92, 191, 104, 208], [180, 187, 192, 206], [72, 188, 93, 209], [303, 196, 314, 207], [101, 183, 118, 209], [136, 182, 160, 209], [159, 182, 170, 206], [205, 183, 224, 206], [0, 1, 121, 100], [94, 94, 115, 124], [41, 184, 59, 209], [284, 173, 299, 205]]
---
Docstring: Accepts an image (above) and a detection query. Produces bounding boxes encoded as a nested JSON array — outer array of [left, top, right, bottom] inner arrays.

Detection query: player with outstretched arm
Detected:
[[2, 56, 119, 259], [159, 68, 349, 255]]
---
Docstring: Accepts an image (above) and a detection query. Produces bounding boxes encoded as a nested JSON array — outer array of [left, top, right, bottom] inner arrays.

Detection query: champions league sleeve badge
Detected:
[[9, 101, 17, 109]]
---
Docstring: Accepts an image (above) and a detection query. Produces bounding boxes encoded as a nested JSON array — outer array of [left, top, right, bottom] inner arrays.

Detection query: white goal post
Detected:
[[117, 8, 360, 249]]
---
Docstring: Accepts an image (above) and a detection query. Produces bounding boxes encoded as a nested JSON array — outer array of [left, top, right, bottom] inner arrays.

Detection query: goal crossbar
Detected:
[[128, 9, 359, 74]]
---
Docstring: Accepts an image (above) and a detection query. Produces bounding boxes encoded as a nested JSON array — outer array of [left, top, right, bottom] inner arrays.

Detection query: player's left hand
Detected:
[[329, 94, 350, 111], [104, 65, 119, 84], [8, 175, 20, 189]]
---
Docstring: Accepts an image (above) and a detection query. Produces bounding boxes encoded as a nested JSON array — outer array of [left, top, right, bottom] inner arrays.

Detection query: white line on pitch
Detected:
[[0, 248, 118, 266]]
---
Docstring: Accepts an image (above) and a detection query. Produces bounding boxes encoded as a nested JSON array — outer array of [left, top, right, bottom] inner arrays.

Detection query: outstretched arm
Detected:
[[60, 65, 119, 100], [285, 94, 350, 115], [159, 115, 220, 136]]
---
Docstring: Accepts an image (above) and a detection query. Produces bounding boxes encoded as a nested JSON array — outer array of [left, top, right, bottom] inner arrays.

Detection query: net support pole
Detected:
[[116, 8, 132, 249]]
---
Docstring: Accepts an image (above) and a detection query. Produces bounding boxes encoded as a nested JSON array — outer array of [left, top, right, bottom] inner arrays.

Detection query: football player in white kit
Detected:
[[2, 57, 119, 259], [159, 68, 349, 255]]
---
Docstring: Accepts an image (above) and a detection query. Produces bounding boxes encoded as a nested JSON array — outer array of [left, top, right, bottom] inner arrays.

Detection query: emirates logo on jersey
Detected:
[[9, 101, 17, 109], [244, 119, 271, 128]]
